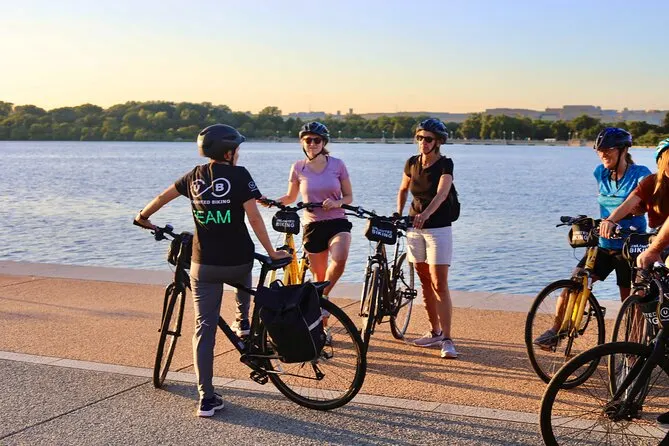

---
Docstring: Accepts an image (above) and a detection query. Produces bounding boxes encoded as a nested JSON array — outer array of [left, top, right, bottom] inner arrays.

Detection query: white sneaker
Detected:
[[412, 330, 444, 347], [440, 339, 458, 359]]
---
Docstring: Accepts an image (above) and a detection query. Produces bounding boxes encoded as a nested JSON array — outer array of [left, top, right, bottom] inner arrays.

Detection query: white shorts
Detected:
[[406, 226, 453, 265]]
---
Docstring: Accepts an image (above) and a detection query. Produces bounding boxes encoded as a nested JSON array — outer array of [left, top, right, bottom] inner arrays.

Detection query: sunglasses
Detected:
[[303, 137, 322, 145], [415, 135, 435, 143]]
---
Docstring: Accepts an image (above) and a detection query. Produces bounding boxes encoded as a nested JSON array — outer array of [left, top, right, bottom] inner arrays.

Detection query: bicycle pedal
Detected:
[[250, 370, 269, 385]]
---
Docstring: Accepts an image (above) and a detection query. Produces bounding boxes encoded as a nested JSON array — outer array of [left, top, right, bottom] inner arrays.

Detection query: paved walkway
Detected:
[[0, 260, 620, 444]]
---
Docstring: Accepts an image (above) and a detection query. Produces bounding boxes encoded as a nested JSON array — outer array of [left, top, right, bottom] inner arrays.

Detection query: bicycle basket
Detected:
[[364, 217, 397, 245], [567, 219, 598, 248], [623, 233, 656, 262], [272, 210, 300, 235], [167, 232, 193, 269]]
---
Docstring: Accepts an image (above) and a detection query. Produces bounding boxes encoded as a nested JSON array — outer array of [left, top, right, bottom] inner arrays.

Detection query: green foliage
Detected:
[[0, 100, 664, 144]]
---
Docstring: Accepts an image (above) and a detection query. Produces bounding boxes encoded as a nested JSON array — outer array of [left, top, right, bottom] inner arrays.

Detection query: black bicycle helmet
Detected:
[[298, 121, 330, 144], [416, 118, 448, 142], [197, 124, 245, 161], [593, 127, 632, 151]]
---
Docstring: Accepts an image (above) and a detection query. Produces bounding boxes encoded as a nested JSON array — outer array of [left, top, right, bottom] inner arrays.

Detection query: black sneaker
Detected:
[[197, 393, 224, 417], [232, 319, 250, 338]]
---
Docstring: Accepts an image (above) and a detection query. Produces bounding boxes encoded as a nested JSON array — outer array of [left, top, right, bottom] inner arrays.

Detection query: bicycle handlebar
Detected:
[[133, 219, 176, 241], [557, 215, 642, 239], [342, 204, 413, 229], [259, 198, 323, 212]]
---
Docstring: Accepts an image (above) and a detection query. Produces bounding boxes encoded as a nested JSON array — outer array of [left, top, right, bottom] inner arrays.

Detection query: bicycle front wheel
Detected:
[[540, 341, 669, 445], [360, 264, 381, 348], [153, 284, 186, 388], [263, 299, 367, 410], [525, 279, 605, 386], [390, 253, 415, 340]]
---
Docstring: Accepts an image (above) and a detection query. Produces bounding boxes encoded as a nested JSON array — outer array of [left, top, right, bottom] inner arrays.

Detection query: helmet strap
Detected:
[[303, 149, 324, 161]]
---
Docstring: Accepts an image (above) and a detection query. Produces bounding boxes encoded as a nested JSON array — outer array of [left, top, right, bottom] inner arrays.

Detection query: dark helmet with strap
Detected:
[[298, 121, 330, 144], [593, 127, 632, 151], [654, 138, 669, 164], [197, 124, 245, 161], [416, 118, 448, 142]]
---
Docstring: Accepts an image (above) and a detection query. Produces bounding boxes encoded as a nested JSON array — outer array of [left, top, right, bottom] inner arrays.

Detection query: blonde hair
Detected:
[[652, 151, 669, 217]]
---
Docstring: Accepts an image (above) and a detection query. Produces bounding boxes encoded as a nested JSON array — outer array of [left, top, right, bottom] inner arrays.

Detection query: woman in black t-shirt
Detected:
[[134, 124, 288, 417], [396, 118, 458, 359]]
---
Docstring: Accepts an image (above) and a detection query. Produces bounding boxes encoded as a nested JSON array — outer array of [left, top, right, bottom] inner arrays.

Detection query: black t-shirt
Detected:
[[174, 163, 261, 266], [404, 155, 454, 228]]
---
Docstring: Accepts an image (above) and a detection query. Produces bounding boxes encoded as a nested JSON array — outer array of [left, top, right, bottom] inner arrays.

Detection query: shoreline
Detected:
[[0, 260, 623, 315]]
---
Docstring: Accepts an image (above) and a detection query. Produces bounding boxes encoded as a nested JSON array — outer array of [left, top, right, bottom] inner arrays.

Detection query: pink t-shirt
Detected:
[[289, 156, 350, 224]]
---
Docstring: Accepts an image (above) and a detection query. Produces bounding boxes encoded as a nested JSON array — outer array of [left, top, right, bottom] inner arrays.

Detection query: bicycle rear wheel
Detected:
[[360, 264, 381, 348], [610, 294, 657, 397], [390, 253, 415, 339], [153, 284, 186, 388], [263, 299, 367, 410], [525, 279, 605, 386], [540, 342, 669, 445]]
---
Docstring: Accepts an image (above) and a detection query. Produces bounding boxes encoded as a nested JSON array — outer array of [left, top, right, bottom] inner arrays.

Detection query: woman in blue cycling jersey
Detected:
[[534, 127, 651, 349]]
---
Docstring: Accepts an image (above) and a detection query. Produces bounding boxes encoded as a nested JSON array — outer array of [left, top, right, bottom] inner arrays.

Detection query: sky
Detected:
[[1, 0, 668, 114]]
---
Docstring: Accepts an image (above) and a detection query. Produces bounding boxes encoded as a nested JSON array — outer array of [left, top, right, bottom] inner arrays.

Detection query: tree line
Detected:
[[1, 100, 668, 145]]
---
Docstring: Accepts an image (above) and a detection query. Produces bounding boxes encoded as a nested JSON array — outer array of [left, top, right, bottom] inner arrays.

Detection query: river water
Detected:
[[1, 141, 657, 300]]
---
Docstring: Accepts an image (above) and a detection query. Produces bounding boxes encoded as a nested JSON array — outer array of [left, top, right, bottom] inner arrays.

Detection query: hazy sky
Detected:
[[2, 0, 667, 114]]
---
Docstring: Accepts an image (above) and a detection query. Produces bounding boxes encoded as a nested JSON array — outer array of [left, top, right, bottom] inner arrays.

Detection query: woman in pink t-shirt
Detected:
[[274, 122, 353, 335]]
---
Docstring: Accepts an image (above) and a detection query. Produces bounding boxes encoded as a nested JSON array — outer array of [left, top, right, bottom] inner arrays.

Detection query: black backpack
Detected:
[[446, 182, 460, 223], [255, 281, 325, 363]]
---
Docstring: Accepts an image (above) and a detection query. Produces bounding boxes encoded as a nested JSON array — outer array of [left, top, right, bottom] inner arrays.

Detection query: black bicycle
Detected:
[[137, 222, 367, 410], [540, 262, 669, 445], [341, 204, 417, 349]]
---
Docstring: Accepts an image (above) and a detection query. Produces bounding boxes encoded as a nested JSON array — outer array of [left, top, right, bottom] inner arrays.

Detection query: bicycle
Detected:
[[525, 215, 607, 387], [258, 199, 321, 285], [341, 204, 417, 348], [137, 222, 367, 410], [539, 262, 669, 445]]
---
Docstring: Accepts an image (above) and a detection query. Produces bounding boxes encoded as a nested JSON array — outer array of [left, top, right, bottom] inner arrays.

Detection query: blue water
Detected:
[[0, 141, 657, 299]]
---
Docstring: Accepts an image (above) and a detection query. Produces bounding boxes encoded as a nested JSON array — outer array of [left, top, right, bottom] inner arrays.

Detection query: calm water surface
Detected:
[[0, 141, 657, 299]]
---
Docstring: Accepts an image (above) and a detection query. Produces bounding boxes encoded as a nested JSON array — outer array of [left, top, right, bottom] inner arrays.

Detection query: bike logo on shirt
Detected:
[[191, 178, 231, 198]]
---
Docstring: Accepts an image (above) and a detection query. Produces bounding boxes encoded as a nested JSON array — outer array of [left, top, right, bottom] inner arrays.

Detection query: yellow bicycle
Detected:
[[525, 215, 607, 387], [260, 199, 321, 285]]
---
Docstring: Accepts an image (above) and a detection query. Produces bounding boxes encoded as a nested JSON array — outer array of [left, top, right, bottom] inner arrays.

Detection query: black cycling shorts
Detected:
[[577, 248, 631, 288], [303, 218, 352, 254]]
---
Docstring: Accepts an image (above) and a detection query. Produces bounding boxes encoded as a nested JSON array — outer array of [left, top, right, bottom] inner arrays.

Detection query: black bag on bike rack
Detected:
[[255, 281, 325, 363], [622, 233, 656, 262], [272, 211, 300, 235], [364, 217, 397, 245], [567, 219, 598, 248], [167, 232, 193, 269]]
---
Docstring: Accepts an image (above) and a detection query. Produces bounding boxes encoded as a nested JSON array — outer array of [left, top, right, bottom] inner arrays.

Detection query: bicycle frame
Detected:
[[559, 245, 598, 335], [269, 232, 310, 285]]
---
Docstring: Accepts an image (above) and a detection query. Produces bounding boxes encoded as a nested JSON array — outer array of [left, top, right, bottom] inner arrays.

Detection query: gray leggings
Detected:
[[190, 262, 252, 399]]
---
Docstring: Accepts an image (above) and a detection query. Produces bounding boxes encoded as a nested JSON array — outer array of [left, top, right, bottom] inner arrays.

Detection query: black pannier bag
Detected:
[[167, 232, 193, 269], [272, 210, 300, 235], [255, 281, 325, 363], [364, 217, 397, 245], [568, 218, 598, 248], [623, 233, 656, 262]]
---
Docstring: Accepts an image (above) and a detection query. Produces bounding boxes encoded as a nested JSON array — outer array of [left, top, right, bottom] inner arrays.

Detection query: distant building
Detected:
[[282, 106, 668, 124]]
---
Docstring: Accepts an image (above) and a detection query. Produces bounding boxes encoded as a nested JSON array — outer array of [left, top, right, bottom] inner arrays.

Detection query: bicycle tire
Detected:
[[360, 264, 381, 348], [390, 253, 415, 339], [153, 284, 186, 388], [540, 341, 669, 445], [611, 293, 657, 345], [525, 279, 605, 386], [610, 293, 656, 397], [263, 299, 367, 410]]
